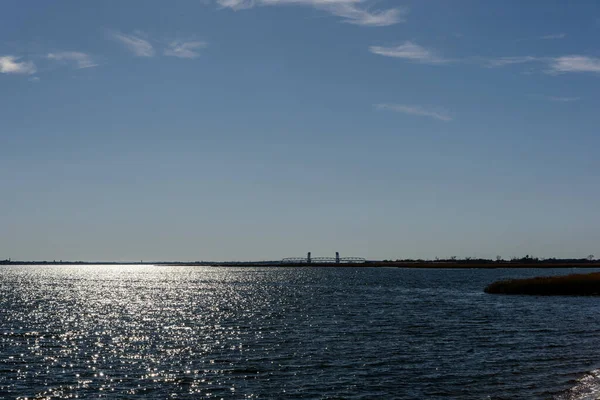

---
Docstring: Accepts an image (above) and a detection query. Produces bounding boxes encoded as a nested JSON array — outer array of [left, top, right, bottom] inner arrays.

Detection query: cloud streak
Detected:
[[487, 55, 600, 74], [370, 44, 600, 77], [548, 56, 600, 74], [369, 41, 448, 64], [47, 51, 98, 69], [319, 2, 406, 26], [367, 38, 599, 78], [545, 96, 580, 102], [217, 0, 406, 26], [0, 56, 36, 75], [539, 33, 566, 40], [110, 31, 155, 57], [164, 40, 208, 59], [375, 103, 452, 122], [485, 56, 540, 68], [517, 33, 566, 42]]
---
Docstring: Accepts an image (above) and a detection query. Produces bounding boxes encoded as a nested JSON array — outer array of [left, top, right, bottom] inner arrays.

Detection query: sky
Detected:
[[2, 0, 600, 262]]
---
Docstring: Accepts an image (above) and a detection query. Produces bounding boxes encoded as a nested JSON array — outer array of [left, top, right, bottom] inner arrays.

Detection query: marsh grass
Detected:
[[485, 272, 600, 296]]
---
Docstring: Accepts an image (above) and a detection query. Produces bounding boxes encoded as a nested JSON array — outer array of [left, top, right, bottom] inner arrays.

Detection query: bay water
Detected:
[[1, 265, 600, 399]]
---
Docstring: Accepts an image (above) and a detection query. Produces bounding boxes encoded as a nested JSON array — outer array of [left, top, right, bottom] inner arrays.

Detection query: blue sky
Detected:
[[2, 0, 600, 261]]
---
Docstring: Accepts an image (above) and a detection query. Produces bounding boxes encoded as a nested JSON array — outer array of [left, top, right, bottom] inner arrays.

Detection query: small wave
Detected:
[[163, 326, 192, 331], [557, 369, 600, 400]]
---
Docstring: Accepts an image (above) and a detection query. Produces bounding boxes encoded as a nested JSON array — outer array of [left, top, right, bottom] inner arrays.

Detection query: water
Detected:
[[1, 265, 600, 399]]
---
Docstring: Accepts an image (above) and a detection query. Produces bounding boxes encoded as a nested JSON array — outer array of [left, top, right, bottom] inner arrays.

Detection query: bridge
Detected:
[[282, 252, 366, 264]]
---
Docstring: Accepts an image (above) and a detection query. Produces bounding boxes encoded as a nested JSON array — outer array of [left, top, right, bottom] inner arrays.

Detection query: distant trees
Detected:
[[374, 255, 598, 265], [517, 255, 539, 263]]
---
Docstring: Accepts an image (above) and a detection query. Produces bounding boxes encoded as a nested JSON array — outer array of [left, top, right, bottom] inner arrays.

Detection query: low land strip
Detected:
[[485, 272, 600, 296], [3, 260, 600, 269]]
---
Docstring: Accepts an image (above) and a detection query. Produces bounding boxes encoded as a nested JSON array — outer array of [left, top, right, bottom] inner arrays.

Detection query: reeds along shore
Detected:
[[485, 272, 600, 296]]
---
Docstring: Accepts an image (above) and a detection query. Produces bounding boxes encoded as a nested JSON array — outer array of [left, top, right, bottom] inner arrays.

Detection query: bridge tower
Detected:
[[307, 252, 311, 264], [335, 252, 340, 264]]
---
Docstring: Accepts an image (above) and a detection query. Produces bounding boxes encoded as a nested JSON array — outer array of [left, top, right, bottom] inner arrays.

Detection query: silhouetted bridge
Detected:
[[282, 252, 366, 264]]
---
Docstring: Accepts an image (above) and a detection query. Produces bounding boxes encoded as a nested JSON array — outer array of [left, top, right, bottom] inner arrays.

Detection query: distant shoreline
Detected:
[[2, 260, 600, 269], [206, 262, 600, 269]]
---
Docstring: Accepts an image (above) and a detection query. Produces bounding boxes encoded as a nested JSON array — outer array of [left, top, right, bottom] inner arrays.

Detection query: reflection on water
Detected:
[[558, 369, 600, 400], [0, 265, 599, 399]]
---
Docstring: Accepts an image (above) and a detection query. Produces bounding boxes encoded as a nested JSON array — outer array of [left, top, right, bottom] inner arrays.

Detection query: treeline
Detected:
[[381, 255, 597, 264], [1, 260, 91, 265]]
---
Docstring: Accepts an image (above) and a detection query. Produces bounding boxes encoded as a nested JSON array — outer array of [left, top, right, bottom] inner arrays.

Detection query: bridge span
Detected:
[[282, 252, 366, 264]]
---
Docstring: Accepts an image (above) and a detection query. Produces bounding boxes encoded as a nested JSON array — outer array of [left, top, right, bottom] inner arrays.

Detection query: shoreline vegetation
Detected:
[[2, 258, 600, 269], [485, 272, 600, 296]]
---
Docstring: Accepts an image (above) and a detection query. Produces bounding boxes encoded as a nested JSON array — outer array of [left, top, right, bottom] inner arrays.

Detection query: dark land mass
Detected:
[[3, 259, 600, 269], [485, 272, 600, 296], [205, 261, 600, 269]]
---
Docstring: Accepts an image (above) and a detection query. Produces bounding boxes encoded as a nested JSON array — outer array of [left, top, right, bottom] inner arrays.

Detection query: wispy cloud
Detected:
[[371, 46, 600, 77], [217, 0, 406, 27], [47, 51, 98, 69], [110, 31, 155, 57], [517, 33, 566, 42], [540, 33, 566, 40], [369, 41, 448, 64], [320, 2, 406, 26], [164, 40, 208, 59], [375, 103, 452, 122], [485, 55, 600, 75], [0, 55, 36, 75], [485, 56, 540, 68], [545, 95, 581, 102], [548, 55, 600, 74], [217, 0, 254, 10]]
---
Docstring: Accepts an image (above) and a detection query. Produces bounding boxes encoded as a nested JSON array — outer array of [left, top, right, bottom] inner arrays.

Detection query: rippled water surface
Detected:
[[1, 265, 600, 399]]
